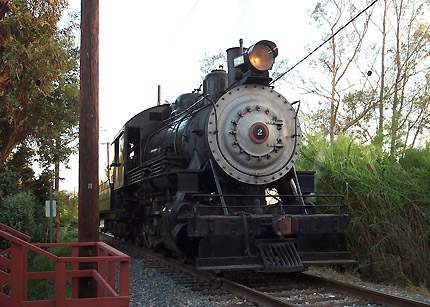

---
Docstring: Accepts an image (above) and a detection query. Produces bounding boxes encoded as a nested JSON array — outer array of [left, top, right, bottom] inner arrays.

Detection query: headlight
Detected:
[[234, 40, 278, 72]]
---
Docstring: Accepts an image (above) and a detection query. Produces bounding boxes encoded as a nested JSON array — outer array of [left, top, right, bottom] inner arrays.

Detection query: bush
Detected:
[[0, 171, 20, 197], [0, 191, 43, 243], [47, 191, 78, 243], [297, 134, 430, 288], [399, 145, 430, 170]]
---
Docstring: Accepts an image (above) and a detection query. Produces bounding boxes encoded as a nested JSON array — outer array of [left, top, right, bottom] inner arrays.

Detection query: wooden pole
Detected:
[[56, 216, 60, 243], [78, 0, 99, 298]]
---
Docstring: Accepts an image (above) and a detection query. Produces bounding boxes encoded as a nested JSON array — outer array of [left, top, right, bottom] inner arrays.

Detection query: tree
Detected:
[[35, 63, 79, 190], [385, 0, 430, 155], [0, 0, 79, 170], [293, 0, 429, 151], [377, 0, 388, 137], [300, 0, 374, 144], [199, 50, 226, 75]]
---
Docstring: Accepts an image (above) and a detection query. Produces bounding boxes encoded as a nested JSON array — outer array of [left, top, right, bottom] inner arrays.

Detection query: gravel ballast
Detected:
[[128, 257, 249, 306]]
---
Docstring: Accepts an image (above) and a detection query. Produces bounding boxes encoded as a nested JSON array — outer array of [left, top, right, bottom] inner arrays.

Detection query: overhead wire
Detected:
[[270, 0, 379, 85], [168, 0, 200, 45]]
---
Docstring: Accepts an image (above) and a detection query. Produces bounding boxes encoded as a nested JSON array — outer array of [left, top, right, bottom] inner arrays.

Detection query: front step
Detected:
[[257, 242, 304, 273]]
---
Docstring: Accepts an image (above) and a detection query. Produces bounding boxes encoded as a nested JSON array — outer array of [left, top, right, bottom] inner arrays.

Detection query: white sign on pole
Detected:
[[45, 200, 57, 217]]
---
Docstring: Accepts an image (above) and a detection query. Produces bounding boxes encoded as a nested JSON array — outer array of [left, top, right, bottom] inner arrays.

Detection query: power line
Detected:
[[270, 0, 379, 85], [168, 0, 200, 44]]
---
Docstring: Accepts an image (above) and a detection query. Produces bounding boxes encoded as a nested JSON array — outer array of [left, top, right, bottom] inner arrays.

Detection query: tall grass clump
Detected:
[[297, 134, 430, 288]]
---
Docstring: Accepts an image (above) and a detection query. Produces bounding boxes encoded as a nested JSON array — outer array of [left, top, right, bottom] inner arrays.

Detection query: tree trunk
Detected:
[[55, 161, 60, 191], [390, 0, 404, 157], [330, 33, 337, 145], [0, 136, 21, 170], [378, 0, 388, 137]]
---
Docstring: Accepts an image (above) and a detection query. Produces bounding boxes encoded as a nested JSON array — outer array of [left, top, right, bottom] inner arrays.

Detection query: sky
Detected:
[[59, 0, 321, 192]]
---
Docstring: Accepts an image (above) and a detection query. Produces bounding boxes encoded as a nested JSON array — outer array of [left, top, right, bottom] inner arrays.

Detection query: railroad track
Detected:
[[100, 233, 429, 306]]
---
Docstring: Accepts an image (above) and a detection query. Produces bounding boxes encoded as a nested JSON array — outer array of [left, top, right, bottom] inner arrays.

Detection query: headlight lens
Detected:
[[248, 44, 275, 71]]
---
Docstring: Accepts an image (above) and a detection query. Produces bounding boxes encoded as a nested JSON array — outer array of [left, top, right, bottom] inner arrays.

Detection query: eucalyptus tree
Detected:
[[300, 0, 375, 144], [0, 0, 79, 171], [295, 0, 429, 152], [384, 0, 430, 155]]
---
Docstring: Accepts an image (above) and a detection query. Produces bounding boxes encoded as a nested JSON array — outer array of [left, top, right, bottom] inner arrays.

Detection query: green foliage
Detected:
[[51, 191, 78, 241], [0, 2, 80, 299], [297, 134, 430, 287], [26, 191, 78, 300], [0, 191, 43, 243], [0, 189, 78, 300], [0, 171, 20, 196], [0, 145, 50, 213], [399, 144, 430, 170], [0, 0, 80, 169], [0, 145, 53, 247], [0, 144, 36, 196]]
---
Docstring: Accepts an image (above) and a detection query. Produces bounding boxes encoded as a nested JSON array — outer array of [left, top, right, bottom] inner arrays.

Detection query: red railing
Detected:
[[0, 223, 130, 306]]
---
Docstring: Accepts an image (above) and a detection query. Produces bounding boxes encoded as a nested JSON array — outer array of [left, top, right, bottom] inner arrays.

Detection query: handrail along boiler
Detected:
[[99, 40, 354, 272]]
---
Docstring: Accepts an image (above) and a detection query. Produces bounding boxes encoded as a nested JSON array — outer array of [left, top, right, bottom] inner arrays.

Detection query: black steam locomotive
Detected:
[[99, 40, 354, 272]]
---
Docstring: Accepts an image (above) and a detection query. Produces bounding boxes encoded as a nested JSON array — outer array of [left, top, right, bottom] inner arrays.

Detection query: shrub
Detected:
[[0, 191, 43, 243], [0, 171, 20, 197]]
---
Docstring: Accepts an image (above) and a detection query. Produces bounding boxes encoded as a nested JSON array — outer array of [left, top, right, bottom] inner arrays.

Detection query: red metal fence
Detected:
[[0, 223, 130, 306]]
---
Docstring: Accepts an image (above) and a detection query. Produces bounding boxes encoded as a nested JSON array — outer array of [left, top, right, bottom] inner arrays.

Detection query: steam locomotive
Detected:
[[99, 40, 354, 272]]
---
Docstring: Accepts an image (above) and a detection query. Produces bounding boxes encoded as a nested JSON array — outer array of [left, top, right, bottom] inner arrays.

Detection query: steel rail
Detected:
[[298, 273, 430, 307], [218, 277, 295, 307]]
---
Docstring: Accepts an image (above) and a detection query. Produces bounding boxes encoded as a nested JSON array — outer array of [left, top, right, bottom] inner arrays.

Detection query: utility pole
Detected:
[[78, 0, 99, 298]]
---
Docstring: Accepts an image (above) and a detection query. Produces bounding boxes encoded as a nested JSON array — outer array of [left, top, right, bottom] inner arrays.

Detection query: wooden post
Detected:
[[71, 246, 79, 299], [56, 213, 60, 243], [78, 0, 99, 298], [55, 139, 60, 191]]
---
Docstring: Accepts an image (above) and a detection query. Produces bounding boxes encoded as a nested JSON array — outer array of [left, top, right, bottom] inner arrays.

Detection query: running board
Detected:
[[257, 242, 304, 273]]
